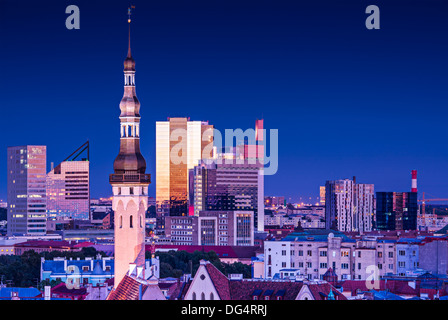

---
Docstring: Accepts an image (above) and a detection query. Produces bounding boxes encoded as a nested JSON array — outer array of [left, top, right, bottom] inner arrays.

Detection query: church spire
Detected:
[[111, 5, 148, 179]]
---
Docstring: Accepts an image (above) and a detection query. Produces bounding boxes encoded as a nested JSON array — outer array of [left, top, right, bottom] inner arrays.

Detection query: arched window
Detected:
[[210, 292, 214, 300], [130, 215, 133, 228], [201, 292, 205, 300], [192, 292, 196, 300]]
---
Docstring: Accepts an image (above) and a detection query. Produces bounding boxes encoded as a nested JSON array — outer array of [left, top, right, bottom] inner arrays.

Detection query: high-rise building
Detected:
[[165, 210, 254, 246], [155, 117, 213, 222], [320, 186, 326, 205], [325, 178, 374, 232], [109, 18, 150, 288], [190, 159, 263, 232], [46, 142, 90, 220], [7, 146, 47, 236], [376, 192, 418, 231]]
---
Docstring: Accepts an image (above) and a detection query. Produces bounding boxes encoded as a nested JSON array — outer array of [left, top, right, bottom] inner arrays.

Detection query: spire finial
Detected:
[[127, 6, 135, 58]]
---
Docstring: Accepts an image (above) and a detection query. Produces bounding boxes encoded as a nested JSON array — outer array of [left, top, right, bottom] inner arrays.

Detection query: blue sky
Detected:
[[0, 0, 447, 202]]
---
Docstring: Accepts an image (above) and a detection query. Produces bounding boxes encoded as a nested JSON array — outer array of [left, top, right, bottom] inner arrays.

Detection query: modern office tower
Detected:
[[354, 183, 375, 232], [109, 18, 151, 288], [7, 146, 47, 236], [376, 192, 418, 231], [190, 159, 262, 232], [325, 178, 374, 232], [165, 210, 254, 246], [46, 142, 90, 220], [320, 186, 326, 205], [155, 117, 214, 219]]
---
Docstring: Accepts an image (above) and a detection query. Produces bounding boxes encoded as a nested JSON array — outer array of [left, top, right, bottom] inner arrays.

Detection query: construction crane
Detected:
[[418, 192, 448, 217]]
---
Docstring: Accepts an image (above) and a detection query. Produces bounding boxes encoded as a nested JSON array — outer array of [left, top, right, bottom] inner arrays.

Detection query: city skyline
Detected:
[[1, 0, 448, 203]]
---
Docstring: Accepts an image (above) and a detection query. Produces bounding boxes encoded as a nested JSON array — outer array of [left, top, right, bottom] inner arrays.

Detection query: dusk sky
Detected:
[[0, 0, 447, 203]]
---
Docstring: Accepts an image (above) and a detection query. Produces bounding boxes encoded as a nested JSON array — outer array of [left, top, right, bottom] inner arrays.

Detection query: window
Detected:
[[210, 293, 214, 300], [320, 263, 327, 269], [320, 251, 327, 257], [298, 250, 303, 256], [192, 292, 196, 300], [120, 216, 123, 228], [378, 252, 383, 258], [130, 215, 133, 228], [388, 252, 393, 258], [201, 293, 205, 300], [282, 262, 286, 268], [307, 250, 312, 257], [282, 250, 286, 256], [399, 250, 406, 256]]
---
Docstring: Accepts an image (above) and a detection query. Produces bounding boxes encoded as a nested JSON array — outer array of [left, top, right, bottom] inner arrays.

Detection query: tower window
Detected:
[[120, 216, 123, 228], [130, 215, 133, 228]]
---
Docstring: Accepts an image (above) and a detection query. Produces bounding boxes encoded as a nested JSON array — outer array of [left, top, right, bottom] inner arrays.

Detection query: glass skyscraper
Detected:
[[7, 146, 47, 236], [376, 192, 418, 231], [155, 117, 214, 219], [46, 160, 90, 220]]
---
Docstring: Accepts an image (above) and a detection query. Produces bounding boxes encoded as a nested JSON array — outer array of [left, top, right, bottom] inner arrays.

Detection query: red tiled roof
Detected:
[[204, 263, 231, 300], [202, 260, 346, 300], [169, 281, 191, 300], [73, 241, 95, 248], [15, 240, 76, 249], [338, 279, 419, 296], [107, 275, 146, 300], [308, 282, 346, 300]]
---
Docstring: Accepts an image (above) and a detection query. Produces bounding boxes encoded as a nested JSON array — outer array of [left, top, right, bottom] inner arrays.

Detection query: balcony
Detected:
[[109, 173, 151, 184]]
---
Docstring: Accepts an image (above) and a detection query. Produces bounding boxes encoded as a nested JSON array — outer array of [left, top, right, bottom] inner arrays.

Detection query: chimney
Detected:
[[411, 170, 417, 193], [129, 263, 137, 276], [136, 266, 144, 279], [44, 286, 51, 300]]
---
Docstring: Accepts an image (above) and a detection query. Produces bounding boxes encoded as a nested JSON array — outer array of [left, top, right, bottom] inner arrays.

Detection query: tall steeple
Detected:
[[112, 6, 146, 177], [109, 6, 150, 289]]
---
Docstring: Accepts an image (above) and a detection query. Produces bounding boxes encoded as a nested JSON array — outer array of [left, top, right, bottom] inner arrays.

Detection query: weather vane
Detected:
[[128, 5, 135, 23]]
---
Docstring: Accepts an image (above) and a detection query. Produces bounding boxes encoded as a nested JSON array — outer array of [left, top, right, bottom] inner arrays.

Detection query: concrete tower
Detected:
[[109, 9, 151, 288]]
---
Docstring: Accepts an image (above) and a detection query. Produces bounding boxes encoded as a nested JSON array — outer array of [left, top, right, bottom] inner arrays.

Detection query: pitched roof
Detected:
[[201, 260, 346, 300], [204, 262, 231, 300], [307, 283, 346, 300], [107, 275, 144, 300]]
